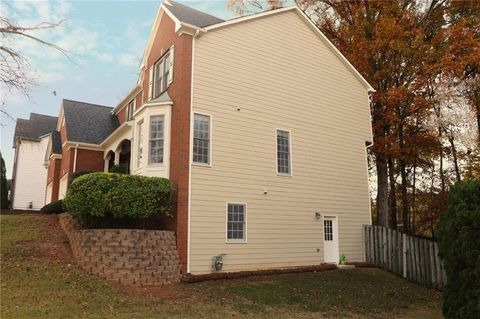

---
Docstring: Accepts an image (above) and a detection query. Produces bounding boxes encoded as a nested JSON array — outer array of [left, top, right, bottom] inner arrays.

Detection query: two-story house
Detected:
[[45, 0, 374, 275], [11, 113, 57, 210]]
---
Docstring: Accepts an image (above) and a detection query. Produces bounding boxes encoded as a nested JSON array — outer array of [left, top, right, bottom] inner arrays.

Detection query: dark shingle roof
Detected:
[[51, 130, 63, 155], [62, 99, 119, 145], [165, 0, 224, 28], [13, 113, 57, 147]]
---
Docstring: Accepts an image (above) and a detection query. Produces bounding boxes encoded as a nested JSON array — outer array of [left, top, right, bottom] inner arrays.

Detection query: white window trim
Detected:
[[225, 202, 248, 244], [275, 128, 293, 176], [153, 46, 174, 99], [192, 112, 212, 167], [147, 114, 165, 166], [136, 120, 144, 168], [126, 98, 136, 121]]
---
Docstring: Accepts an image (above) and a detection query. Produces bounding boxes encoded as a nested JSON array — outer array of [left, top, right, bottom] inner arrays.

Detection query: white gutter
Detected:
[[73, 144, 79, 172]]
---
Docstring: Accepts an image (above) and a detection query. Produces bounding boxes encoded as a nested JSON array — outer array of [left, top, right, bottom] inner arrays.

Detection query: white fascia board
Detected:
[[64, 141, 102, 151], [112, 85, 142, 114], [204, 6, 296, 32], [99, 122, 132, 147], [294, 8, 375, 92]]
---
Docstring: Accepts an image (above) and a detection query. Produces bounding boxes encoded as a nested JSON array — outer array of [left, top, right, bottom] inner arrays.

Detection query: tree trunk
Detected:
[[411, 163, 417, 234], [476, 101, 480, 148], [400, 159, 410, 234], [388, 158, 397, 230], [448, 135, 461, 183], [376, 156, 389, 227], [438, 126, 446, 192]]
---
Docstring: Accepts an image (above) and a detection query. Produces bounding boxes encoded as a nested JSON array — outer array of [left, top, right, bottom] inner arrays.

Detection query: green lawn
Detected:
[[0, 215, 443, 318]]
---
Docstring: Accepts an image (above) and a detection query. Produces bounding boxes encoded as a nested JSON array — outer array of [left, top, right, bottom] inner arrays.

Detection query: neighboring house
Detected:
[[46, 0, 374, 275], [11, 113, 57, 210], [44, 100, 119, 203]]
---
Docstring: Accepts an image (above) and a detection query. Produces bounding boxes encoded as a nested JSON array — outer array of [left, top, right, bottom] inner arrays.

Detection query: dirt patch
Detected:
[[19, 215, 76, 265], [120, 284, 184, 300]]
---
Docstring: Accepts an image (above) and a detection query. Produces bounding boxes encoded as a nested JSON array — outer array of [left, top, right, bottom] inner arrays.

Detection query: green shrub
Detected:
[[437, 179, 480, 319], [40, 200, 65, 214], [64, 173, 175, 222], [108, 164, 129, 174], [71, 171, 96, 182]]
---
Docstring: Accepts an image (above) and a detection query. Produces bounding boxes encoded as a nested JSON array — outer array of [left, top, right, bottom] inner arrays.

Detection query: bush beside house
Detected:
[[64, 172, 175, 229], [437, 179, 480, 319], [1, 152, 9, 209], [40, 200, 65, 214]]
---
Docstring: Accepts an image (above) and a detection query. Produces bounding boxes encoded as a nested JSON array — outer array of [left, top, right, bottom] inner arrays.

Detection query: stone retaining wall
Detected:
[[58, 213, 181, 286]]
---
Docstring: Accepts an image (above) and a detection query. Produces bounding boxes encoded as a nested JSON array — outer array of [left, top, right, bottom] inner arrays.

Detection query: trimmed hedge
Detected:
[[40, 200, 65, 214], [71, 171, 96, 182], [108, 164, 129, 174], [64, 173, 175, 221], [437, 179, 480, 319]]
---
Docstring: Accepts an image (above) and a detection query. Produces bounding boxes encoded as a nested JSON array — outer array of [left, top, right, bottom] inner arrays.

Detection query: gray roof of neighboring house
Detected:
[[165, 0, 224, 28], [51, 130, 63, 155], [62, 99, 119, 145], [13, 113, 58, 147]]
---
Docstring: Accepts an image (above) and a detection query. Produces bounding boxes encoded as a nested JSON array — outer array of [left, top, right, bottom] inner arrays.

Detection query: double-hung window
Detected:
[[277, 129, 291, 175], [227, 203, 246, 242], [126, 99, 135, 121], [193, 113, 210, 165], [149, 115, 164, 164], [137, 121, 144, 167], [153, 50, 172, 98]]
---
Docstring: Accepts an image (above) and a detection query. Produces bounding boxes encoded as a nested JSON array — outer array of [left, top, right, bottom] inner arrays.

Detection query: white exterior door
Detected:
[[58, 174, 69, 200], [45, 183, 53, 204], [323, 216, 339, 263]]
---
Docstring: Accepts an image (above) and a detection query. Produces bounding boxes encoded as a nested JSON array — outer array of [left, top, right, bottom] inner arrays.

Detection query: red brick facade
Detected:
[[46, 157, 61, 202], [75, 149, 105, 172], [46, 12, 194, 274], [141, 13, 193, 274]]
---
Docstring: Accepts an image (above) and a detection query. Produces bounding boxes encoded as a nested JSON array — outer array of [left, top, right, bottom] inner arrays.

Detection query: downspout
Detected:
[[73, 144, 79, 173]]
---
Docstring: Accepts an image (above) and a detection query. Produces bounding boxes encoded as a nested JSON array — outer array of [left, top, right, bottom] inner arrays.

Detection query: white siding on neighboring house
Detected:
[[58, 174, 69, 200], [12, 137, 49, 210], [189, 10, 372, 274]]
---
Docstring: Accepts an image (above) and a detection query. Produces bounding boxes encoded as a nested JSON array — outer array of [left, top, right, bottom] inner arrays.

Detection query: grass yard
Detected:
[[0, 215, 443, 318]]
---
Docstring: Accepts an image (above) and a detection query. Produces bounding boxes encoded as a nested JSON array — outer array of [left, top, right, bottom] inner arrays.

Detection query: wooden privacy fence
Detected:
[[364, 225, 447, 290]]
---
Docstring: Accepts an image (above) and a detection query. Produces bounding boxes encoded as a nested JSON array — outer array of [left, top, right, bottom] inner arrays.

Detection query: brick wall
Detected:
[[140, 13, 193, 273], [75, 149, 104, 172], [46, 158, 61, 202], [58, 214, 181, 286]]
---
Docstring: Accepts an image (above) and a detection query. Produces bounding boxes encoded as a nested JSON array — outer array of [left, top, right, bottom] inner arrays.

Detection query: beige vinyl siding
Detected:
[[190, 10, 372, 274]]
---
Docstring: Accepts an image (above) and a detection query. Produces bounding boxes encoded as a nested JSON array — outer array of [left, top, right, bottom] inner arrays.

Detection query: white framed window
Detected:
[[324, 219, 333, 241], [153, 49, 173, 98], [193, 113, 210, 165], [137, 121, 144, 167], [276, 129, 291, 175], [149, 115, 164, 164], [227, 203, 246, 242], [126, 99, 135, 121]]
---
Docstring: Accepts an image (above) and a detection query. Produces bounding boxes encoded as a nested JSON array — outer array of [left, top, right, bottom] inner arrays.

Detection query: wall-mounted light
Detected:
[[315, 212, 321, 220]]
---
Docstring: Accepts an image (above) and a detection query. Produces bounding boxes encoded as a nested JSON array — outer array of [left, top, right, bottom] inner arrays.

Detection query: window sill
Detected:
[[147, 163, 165, 168], [192, 162, 211, 168], [276, 173, 292, 177], [226, 240, 247, 244]]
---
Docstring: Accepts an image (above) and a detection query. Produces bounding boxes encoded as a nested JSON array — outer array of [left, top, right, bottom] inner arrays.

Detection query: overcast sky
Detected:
[[1, 0, 239, 178]]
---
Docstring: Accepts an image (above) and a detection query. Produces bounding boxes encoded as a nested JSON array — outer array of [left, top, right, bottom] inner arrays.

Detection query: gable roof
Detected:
[[143, 2, 374, 92], [164, 0, 224, 28], [13, 113, 57, 147], [62, 99, 119, 145]]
